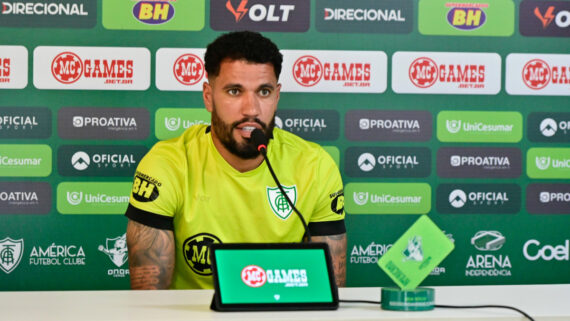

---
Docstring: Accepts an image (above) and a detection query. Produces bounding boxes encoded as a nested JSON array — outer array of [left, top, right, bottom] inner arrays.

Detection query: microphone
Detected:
[[251, 129, 311, 242]]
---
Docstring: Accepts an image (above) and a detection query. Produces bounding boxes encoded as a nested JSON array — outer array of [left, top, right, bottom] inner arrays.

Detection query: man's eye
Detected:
[[259, 89, 271, 96], [228, 88, 239, 95]]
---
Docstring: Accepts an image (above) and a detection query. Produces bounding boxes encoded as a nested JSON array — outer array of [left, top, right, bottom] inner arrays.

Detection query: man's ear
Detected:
[[203, 81, 213, 112]]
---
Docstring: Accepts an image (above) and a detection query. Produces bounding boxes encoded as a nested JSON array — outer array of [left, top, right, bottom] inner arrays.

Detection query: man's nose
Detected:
[[240, 92, 260, 117]]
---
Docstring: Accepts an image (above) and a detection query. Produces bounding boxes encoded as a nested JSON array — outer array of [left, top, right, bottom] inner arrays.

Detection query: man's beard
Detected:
[[211, 105, 275, 159]]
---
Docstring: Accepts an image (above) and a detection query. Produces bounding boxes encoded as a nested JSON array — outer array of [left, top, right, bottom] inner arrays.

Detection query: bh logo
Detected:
[[523, 59, 551, 90], [293, 55, 323, 87], [173, 54, 204, 86], [409, 57, 437, 88], [241, 265, 267, 287], [51, 52, 83, 84], [133, 1, 175, 25], [447, 4, 487, 30]]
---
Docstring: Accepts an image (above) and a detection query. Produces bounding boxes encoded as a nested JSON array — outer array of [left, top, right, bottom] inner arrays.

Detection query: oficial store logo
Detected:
[[0, 107, 51, 139], [466, 230, 512, 277], [345, 110, 432, 142], [506, 53, 570, 96], [281, 50, 387, 93], [392, 51, 501, 95], [528, 112, 570, 142], [211, 0, 309, 32], [0, 182, 51, 215], [527, 183, 570, 215], [275, 109, 339, 141], [437, 147, 521, 178], [0, 0, 95, 28], [437, 184, 521, 214], [520, 1, 570, 37], [0, 46, 27, 89], [155, 48, 207, 91], [33, 46, 150, 90], [58, 145, 147, 177], [346, 146, 431, 178]]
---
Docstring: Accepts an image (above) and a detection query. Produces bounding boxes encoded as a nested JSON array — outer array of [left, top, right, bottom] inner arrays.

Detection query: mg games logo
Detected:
[[0, 144, 51, 177], [99, 234, 129, 278], [275, 109, 339, 141], [0, 182, 51, 215], [437, 147, 521, 178], [345, 183, 431, 214], [0, 0, 95, 28], [437, 111, 522, 143], [155, 108, 210, 140], [527, 148, 570, 179], [33, 46, 150, 90], [183, 233, 222, 276], [241, 265, 308, 288], [211, 0, 309, 32], [0, 237, 23, 274], [437, 184, 520, 214], [392, 52, 501, 94], [527, 184, 570, 215], [528, 112, 570, 142], [281, 50, 387, 93], [345, 110, 432, 142], [419, 0, 514, 36], [155, 48, 207, 91], [57, 182, 131, 214], [58, 145, 147, 177], [506, 53, 570, 96], [0, 107, 51, 139], [0, 46, 27, 89], [466, 230, 512, 277], [102, 0, 204, 31], [346, 147, 430, 178], [520, 1, 570, 37], [524, 239, 569, 261], [315, 0, 412, 34], [29, 243, 85, 266], [58, 107, 149, 140]]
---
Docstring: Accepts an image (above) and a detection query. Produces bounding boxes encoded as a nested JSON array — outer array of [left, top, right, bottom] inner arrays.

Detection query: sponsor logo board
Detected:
[[58, 107, 149, 140], [527, 148, 570, 179], [0, 46, 27, 89], [102, 0, 204, 31], [437, 147, 521, 178], [155, 48, 206, 91], [0, 0, 96, 28], [345, 183, 431, 214], [99, 234, 129, 278], [0, 237, 24, 273], [345, 110, 432, 142], [33, 46, 150, 90], [527, 184, 570, 215], [392, 51, 501, 95], [0, 107, 51, 139], [345, 146, 431, 178], [58, 145, 147, 177], [315, 0, 412, 34], [437, 184, 521, 214], [520, 1, 570, 37], [57, 182, 131, 214], [29, 242, 86, 266], [275, 109, 339, 141], [419, 0, 514, 36], [155, 108, 210, 140], [281, 50, 387, 93], [528, 112, 570, 142], [0, 144, 51, 177], [210, 0, 309, 32], [506, 53, 570, 96], [523, 239, 569, 261], [466, 230, 512, 277], [437, 111, 522, 143], [0, 182, 51, 215]]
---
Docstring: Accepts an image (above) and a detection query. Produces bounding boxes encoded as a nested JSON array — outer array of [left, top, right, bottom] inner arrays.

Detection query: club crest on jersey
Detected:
[[266, 185, 297, 220]]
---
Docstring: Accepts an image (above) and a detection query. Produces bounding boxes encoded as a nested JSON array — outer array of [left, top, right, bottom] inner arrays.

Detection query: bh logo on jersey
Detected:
[[241, 265, 267, 287], [293, 55, 323, 87], [267, 185, 297, 220], [447, 3, 487, 30], [173, 54, 204, 86], [409, 57, 438, 88], [133, 1, 175, 25]]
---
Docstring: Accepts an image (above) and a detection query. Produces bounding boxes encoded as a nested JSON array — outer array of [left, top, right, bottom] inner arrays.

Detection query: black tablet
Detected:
[[210, 242, 339, 311]]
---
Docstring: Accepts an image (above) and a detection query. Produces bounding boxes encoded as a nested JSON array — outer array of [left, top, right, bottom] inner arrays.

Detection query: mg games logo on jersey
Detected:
[[155, 48, 206, 91], [345, 183, 431, 214], [281, 50, 387, 93], [527, 184, 570, 215], [57, 182, 131, 214], [345, 110, 432, 142], [0, 46, 27, 89], [33, 46, 150, 90], [0, 107, 51, 139], [0, 0, 95, 28], [527, 148, 570, 179], [29, 242, 85, 266], [419, 0, 514, 36], [506, 53, 570, 96], [466, 230, 512, 277], [0, 182, 51, 215], [58, 145, 147, 177], [0, 237, 24, 274], [275, 109, 339, 141], [211, 0, 309, 32], [0, 144, 51, 177], [392, 51, 501, 94], [520, 1, 570, 37], [183, 233, 222, 276], [102, 0, 204, 31], [315, 0, 412, 34], [437, 147, 521, 178], [437, 184, 520, 214], [524, 239, 569, 261], [437, 111, 522, 143], [155, 108, 210, 140], [528, 112, 570, 142], [58, 107, 149, 140], [346, 147, 431, 178], [99, 234, 129, 278]]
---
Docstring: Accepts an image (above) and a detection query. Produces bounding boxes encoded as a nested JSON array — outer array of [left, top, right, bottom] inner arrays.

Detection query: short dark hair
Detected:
[[204, 31, 283, 79]]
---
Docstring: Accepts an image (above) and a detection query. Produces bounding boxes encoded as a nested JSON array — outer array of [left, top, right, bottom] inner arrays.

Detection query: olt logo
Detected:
[[409, 57, 438, 88], [133, 1, 175, 25], [241, 265, 267, 287], [51, 52, 83, 84], [173, 54, 204, 86], [293, 55, 323, 87], [183, 233, 222, 275], [132, 176, 159, 202], [523, 59, 551, 90], [226, 0, 249, 22], [447, 6, 486, 30]]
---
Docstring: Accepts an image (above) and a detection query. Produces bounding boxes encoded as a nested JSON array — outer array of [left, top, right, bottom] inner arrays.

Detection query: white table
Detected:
[[1, 285, 569, 321]]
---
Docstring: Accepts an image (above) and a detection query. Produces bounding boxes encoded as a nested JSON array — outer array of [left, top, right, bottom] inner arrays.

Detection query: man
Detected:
[[125, 31, 346, 289]]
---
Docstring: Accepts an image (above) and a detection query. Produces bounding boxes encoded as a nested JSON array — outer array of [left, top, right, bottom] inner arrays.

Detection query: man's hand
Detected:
[[126, 219, 175, 289], [312, 233, 347, 287]]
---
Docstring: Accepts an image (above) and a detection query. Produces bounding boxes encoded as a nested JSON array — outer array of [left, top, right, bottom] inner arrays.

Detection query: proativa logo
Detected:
[[437, 147, 522, 178], [506, 53, 570, 96], [345, 110, 432, 142], [527, 183, 570, 214]]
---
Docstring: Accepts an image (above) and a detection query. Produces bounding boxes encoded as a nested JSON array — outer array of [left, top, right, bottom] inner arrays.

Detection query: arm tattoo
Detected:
[[126, 219, 175, 290], [312, 233, 347, 287]]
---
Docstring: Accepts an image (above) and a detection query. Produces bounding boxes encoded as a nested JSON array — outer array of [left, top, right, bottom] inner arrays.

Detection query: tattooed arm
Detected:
[[126, 219, 175, 290], [312, 233, 347, 287]]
